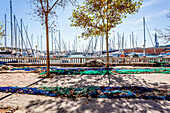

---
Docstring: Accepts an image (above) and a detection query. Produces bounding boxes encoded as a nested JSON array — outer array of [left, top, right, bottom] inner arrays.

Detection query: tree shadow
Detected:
[[37, 73, 170, 89], [24, 96, 170, 113]]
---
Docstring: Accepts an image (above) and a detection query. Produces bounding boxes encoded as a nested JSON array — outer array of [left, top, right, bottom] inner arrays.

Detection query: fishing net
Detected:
[[149, 61, 168, 67], [11, 66, 170, 74], [0, 61, 18, 65], [0, 86, 169, 100], [39, 70, 114, 75], [115, 68, 170, 74]]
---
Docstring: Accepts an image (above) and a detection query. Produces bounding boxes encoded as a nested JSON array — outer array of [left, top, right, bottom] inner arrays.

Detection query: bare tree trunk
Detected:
[[45, 13, 50, 76], [106, 31, 109, 68], [106, 1, 109, 70]]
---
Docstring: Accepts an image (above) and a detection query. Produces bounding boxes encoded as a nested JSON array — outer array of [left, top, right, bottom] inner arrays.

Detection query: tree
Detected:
[[70, 0, 142, 68], [30, 0, 76, 76], [0, 22, 5, 38], [0, 22, 5, 45], [156, 10, 170, 43]]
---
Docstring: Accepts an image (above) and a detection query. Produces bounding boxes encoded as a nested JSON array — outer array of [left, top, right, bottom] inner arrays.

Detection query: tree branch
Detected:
[[49, 0, 59, 12], [47, 0, 49, 12], [68, 0, 76, 6], [40, 0, 46, 13], [99, 8, 105, 28]]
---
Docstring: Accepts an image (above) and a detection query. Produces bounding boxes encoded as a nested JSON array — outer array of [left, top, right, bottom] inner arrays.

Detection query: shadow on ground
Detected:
[[39, 73, 170, 89], [24, 96, 170, 113]]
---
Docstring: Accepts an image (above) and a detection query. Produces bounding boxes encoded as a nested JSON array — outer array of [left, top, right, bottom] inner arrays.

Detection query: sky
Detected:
[[0, 0, 170, 52]]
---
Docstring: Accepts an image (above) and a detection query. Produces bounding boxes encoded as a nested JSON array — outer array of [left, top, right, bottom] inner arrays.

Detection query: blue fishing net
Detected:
[[0, 86, 169, 101]]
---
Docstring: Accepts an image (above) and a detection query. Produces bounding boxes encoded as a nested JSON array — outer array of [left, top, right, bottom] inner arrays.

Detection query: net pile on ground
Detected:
[[0, 86, 169, 101], [0, 61, 18, 65], [11, 67, 170, 74], [0, 87, 57, 96], [115, 68, 170, 74], [149, 61, 168, 67], [11, 67, 49, 71], [11, 67, 38, 71], [39, 69, 113, 75], [11, 67, 112, 72], [38, 67, 113, 75], [11, 67, 114, 75]]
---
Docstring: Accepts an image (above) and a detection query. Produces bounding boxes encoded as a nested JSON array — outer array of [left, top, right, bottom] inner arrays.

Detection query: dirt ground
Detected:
[[0, 72, 170, 113]]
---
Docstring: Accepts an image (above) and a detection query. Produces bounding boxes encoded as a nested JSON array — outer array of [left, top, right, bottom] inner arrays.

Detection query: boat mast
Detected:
[[21, 19, 23, 56], [72, 42, 74, 52], [100, 36, 102, 54], [41, 35, 42, 52], [132, 31, 134, 53], [59, 30, 61, 53], [54, 36, 60, 53], [117, 32, 119, 51], [122, 33, 124, 54], [113, 34, 115, 50], [130, 34, 131, 53], [51, 28, 53, 54], [136, 36, 138, 48], [31, 34, 33, 50], [82, 44, 84, 52], [37, 35, 39, 52], [26, 26, 28, 50], [68, 40, 70, 52], [109, 39, 112, 51], [22, 22, 34, 56], [74, 38, 75, 52], [18, 28, 20, 52], [100, 36, 102, 55], [14, 15, 17, 54], [155, 33, 159, 47], [5, 14, 7, 50], [65, 41, 67, 52], [143, 17, 146, 56], [54, 35, 57, 53], [10, 0, 13, 55], [94, 36, 98, 52], [76, 36, 77, 52], [102, 36, 103, 54], [91, 36, 93, 53], [125, 36, 127, 51]]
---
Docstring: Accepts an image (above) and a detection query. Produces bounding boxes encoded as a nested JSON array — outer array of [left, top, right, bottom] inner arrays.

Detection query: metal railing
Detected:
[[0, 57, 169, 65]]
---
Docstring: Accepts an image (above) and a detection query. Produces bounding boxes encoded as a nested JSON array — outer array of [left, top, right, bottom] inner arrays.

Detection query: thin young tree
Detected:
[[0, 22, 5, 38], [0, 22, 5, 46], [70, 0, 142, 68], [30, 0, 76, 76], [156, 10, 170, 43]]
